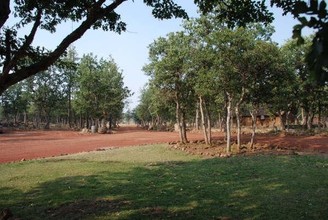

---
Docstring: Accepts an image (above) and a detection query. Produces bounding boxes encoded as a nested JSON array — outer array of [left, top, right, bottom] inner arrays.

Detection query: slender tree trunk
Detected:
[[195, 100, 200, 130], [44, 113, 50, 130], [176, 101, 184, 143], [218, 113, 222, 131], [109, 114, 113, 129], [79, 113, 83, 128], [204, 101, 212, 144], [279, 110, 286, 131], [235, 107, 241, 150], [250, 108, 257, 149], [199, 96, 210, 145], [307, 110, 314, 130], [318, 101, 322, 128], [235, 88, 245, 150], [286, 110, 290, 131], [86, 113, 90, 129], [68, 84, 72, 128], [301, 108, 308, 129], [23, 111, 27, 125], [226, 92, 232, 153], [181, 112, 188, 143]]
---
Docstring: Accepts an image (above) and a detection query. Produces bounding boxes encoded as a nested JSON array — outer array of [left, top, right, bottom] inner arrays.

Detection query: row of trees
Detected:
[[0, 47, 131, 131], [134, 15, 328, 152], [1, 1, 327, 96]]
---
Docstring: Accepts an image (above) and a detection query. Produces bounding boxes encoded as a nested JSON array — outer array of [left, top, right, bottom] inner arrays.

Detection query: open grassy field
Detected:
[[1, 144, 327, 219]]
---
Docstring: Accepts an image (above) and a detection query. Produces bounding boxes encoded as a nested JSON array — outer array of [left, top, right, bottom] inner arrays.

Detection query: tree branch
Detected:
[[0, 0, 126, 95], [3, 9, 43, 76]]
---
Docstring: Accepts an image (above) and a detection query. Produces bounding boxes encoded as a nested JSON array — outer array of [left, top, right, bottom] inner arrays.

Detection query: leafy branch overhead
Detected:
[[1, 0, 328, 96], [271, 0, 328, 83], [0, 0, 188, 95], [196, 0, 328, 83]]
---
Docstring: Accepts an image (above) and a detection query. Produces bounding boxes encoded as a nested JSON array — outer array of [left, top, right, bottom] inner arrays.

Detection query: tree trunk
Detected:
[[279, 110, 286, 131], [307, 110, 314, 130], [204, 100, 212, 145], [68, 84, 72, 128], [44, 114, 50, 130], [286, 110, 290, 131], [199, 96, 210, 145], [23, 111, 27, 125], [235, 87, 245, 151], [176, 100, 187, 144], [235, 106, 241, 150], [318, 101, 322, 128], [301, 108, 308, 129], [79, 113, 83, 128], [250, 108, 257, 149], [181, 112, 188, 143], [195, 100, 200, 130], [226, 92, 232, 153]]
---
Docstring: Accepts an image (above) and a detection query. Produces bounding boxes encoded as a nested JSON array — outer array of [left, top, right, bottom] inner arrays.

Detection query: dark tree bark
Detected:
[[0, 0, 10, 29]]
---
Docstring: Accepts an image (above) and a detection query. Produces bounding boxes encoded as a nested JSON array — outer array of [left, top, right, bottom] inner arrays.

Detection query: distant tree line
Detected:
[[133, 14, 328, 152], [0, 47, 131, 131]]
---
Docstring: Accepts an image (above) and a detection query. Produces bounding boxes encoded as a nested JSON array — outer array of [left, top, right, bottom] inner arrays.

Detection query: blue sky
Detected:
[[29, 1, 312, 110]]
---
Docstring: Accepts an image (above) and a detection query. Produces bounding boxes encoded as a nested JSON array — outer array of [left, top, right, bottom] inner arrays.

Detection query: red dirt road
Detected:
[[0, 127, 203, 163], [0, 126, 327, 163]]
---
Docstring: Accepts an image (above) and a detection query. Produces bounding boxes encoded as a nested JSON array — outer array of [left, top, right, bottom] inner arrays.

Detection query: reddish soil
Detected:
[[0, 126, 327, 163]]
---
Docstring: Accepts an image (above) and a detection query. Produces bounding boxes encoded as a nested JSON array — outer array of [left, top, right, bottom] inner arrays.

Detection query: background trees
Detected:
[[0, 52, 130, 130], [137, 13, 328, 153], [74, 54, 130, 130]]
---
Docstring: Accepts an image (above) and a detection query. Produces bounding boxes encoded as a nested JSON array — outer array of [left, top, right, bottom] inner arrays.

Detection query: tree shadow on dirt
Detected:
[[1, 156, 328, 219]]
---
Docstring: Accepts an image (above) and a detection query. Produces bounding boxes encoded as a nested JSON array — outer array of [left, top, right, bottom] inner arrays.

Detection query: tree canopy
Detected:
[[0, 0, 189, 94], [1, 0, 327, 95]]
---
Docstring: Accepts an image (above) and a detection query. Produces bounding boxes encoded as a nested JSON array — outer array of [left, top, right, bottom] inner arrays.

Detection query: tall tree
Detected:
[[61, 46, 79, 128], [183, 17, 218, 145], [245, 40, 292, 146], [143, 32, 195, 143]]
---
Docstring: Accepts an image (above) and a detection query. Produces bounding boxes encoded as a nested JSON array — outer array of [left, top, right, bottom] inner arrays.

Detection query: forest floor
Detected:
[[0, 125, 327, 163]]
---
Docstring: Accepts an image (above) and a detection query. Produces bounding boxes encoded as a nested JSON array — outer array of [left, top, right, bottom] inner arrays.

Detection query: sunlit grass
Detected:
[[0, 144, 327, 219]]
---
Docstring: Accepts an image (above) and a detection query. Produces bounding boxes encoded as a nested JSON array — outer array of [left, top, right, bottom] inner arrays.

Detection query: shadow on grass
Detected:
[[1, 156, 328, 219]]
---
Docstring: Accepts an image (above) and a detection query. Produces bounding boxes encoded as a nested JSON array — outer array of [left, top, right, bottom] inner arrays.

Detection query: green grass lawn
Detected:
[[1, 144, 327, 219]]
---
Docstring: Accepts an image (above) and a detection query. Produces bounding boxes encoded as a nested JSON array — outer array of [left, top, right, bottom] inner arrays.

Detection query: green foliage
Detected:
[[74, 54, 131, 122], [0, 145, 327, 219], [0, 82, 29, 122], [0, 50, 130, 129], [0, 0, 189, 95], [194, 0, 274, 26], [2, 0, 328, 95], [271, 0, 328, 83], [280, 37, 328, 128]]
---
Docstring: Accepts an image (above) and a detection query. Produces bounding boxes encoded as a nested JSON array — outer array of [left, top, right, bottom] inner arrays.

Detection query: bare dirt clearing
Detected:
[[0, 126, 327, 163]]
